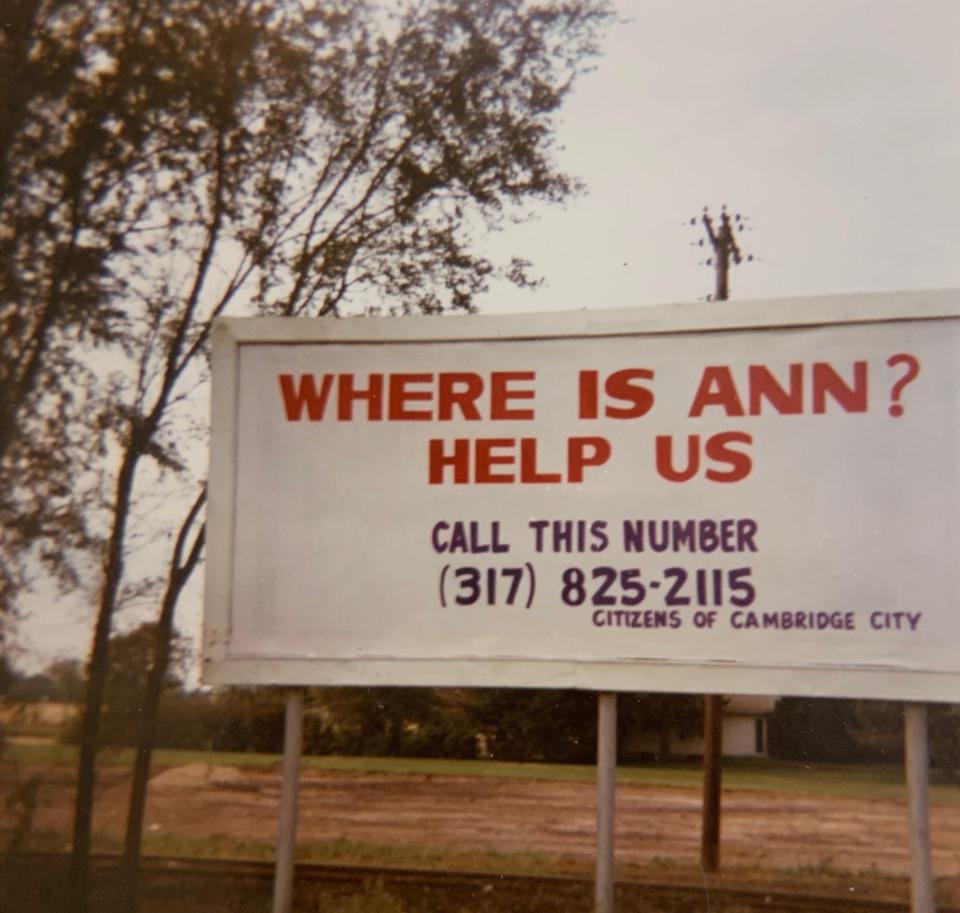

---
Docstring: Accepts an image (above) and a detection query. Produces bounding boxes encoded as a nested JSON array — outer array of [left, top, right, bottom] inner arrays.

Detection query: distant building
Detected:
[[625, 696, 778, 759]]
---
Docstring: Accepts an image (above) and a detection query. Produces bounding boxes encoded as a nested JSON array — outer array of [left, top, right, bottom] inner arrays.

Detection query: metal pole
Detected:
[[905, 703, 936, 913], [595, 692, 617, 913], [272, 688, 304, 913], [701, 694, 723, 873]]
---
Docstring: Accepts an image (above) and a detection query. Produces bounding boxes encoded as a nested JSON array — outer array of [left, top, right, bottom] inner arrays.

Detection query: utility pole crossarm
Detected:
[[701, 211, 719, 248]]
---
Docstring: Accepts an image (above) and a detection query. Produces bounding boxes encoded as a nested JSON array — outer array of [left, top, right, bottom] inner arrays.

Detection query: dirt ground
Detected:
[[8, 761, 960, 884]]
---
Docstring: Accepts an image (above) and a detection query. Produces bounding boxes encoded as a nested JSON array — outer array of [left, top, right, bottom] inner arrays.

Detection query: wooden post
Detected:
[[272, 689, 304, 913], [696, 207, 746, 876], [905, 703, 936, 913], [595, 692, 617, 913], [701, 694, 723, 873]]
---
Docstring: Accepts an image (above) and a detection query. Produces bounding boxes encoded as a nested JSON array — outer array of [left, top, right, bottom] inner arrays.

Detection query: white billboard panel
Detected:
[[203, 290, 960, 700]]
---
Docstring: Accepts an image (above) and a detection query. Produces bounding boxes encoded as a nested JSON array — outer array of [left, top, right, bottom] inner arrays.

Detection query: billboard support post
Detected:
[[595, 692, 617, 913], [203, 291, 960, 912], [905, 703, 935, 913], [272, 689, 304, 913]]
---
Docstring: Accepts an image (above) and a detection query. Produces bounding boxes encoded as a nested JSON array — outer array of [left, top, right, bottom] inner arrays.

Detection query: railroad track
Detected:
[[5, 853, 953, 913]]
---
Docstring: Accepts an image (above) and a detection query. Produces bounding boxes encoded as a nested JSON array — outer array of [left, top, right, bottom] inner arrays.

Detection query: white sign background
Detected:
[[204, 291, 960, 700]]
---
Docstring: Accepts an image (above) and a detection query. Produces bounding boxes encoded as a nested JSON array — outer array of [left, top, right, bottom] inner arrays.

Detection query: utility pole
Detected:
[[688, 205, 752, 872], [691, 205, 753, 302], [701, 694, 723, 872]]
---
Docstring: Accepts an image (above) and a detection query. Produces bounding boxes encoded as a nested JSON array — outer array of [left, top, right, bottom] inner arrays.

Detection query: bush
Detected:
[[930, 704, 960, 782], [472, 689, 597, 763], [209, 689, 285, 754], [154, 691, 221, 750], [768, 697, 865, 763]]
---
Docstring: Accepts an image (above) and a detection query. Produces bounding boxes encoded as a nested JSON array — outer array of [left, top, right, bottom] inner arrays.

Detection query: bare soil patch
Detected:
[[7, 761, 960, 885]]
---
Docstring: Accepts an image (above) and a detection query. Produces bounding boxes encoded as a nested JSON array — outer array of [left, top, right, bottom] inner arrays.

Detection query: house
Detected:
[[625, 695, 778, 759]]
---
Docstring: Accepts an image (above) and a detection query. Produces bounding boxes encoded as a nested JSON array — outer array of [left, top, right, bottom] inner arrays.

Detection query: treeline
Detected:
[[1, 630, 702, 762], [0, 2, 620, 903], [4, 638, 959, 775], [116, 687, 484, 760], [769, 697, 960, 778], [3, 673, 700, 764], [89, 688, 960, 777], [0, 676, 625, 763]]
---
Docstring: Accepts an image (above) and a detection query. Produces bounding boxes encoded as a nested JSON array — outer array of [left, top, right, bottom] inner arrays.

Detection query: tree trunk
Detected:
[[68, 443, 141, 913], [117, 495, 204, 913]]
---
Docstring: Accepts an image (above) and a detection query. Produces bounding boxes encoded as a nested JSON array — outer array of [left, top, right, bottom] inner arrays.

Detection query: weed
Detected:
[[333, 880, 411, 913], [3, 768, 41, 855]]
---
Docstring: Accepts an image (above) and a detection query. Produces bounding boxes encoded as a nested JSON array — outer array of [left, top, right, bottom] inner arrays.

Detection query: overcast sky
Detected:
[[485, 0, 960, 312], [15, 0, 960, 676]]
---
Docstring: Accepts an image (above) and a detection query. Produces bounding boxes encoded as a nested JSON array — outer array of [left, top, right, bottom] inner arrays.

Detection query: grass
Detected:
[[0, 824, 914, 891], [4, 825, 928, 910], [2, 825, 579, 879], [7, 744, 958, 911], [6, 741, 960, 804]]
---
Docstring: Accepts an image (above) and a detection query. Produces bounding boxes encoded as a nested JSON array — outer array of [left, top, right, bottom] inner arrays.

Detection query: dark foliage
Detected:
[[5, 674, 57, 703], [929, 705, 960, 782], [60, 623, 185, 747], [0, 654, 17, 694], [191, 687, 479, 759], [769, 697, 960, 782], [473, 688, 597, 763], [848, 700, 960, 780], [618, 692, 702, 761], [768, 697, 864, 763], [2, 657, 83, 702], [3, 3, 613, 900], [0, 0, 150, 615], [206, 689, 287, 754], [74, 685, 704, 764], [315, 687, 479, 759]]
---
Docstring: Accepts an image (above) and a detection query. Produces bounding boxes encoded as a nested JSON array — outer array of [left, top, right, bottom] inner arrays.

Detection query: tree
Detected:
[[0, 654, 19, 695], [474, 689, 597, 763], [98, 622, 186, 746], [5, 673, 56, 703], [929, 705, 960, 782], [0, 0, 139, 621], [310, 686, 449, 757], [618, 692, 702, 761], [207, 688, 288, 754], [1, 2, 613, 909], [768, 697, 862, 763], [472, 689, 702, 763], [768, 698, 960, 779], [119, 492, 203, 910], [848, 699, 960, 777], [3, 657, 86, 704], [44, 658, 86, 702]]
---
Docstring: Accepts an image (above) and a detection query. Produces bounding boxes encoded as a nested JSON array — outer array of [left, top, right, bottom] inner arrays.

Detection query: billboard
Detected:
[[203, 290, 960, 700]]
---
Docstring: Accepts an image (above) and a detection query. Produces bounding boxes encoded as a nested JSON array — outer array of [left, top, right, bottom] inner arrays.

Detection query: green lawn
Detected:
[[6, 741, 959, 803]]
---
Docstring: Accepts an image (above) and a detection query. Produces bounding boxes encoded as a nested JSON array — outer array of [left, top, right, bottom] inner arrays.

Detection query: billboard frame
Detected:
[[204, 289, 960, 701]]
